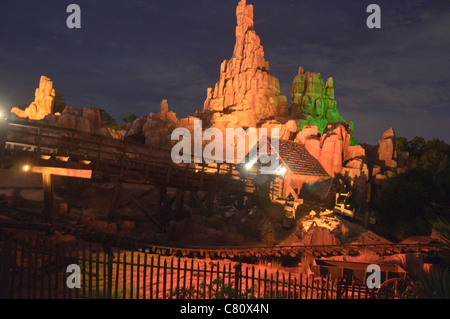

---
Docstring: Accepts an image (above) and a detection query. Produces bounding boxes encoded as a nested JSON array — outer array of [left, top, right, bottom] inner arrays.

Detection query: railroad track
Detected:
[[137, 243, 442, 260], [35, 222, 448, 260]]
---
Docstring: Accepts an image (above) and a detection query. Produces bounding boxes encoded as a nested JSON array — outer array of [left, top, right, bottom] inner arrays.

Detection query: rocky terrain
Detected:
[[5, 0, 411, 250]]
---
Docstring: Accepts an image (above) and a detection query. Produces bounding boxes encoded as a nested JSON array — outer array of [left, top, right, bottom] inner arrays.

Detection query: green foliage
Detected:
[[53, 90, 67, 114], [210, 279, 256, 299], [377, 167, 434, 219], [122, 114, 138, 124], [396, 136, 450, 205], [429, 218, 450, 266], [407, 268, 450, 299], [376, 137, 450, 240], [296, 107, 359, 146], [375, 167, 436, 239], [168, 279, 258, 299], [258, 219, 275, 246], [98, 108, 117, 127]]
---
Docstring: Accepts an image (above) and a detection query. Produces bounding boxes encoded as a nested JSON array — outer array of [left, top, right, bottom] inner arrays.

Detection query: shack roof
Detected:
[[270, 140, 329, 177]]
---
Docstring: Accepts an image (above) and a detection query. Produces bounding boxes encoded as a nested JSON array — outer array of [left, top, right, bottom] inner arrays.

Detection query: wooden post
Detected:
[[42, 172, 55, 233], [154, 185, 167, 232], [108, 183, 121, 220], [175, 189, 184, 220], [206, 191, 216, 215], [29, 167, 92, 233], [0, 120, 6, 164]]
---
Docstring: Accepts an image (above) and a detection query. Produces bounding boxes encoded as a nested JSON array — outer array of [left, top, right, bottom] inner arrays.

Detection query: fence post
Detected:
[[234, 263, 242, 295], [106, 247, 114, 299], [0, 234, 12, 298]]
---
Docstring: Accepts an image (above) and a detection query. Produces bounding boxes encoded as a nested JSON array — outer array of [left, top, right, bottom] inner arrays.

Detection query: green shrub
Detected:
[[258, 219, 275, 246]]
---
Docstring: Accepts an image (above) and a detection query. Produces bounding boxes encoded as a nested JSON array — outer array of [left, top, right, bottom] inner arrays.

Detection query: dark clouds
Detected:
[[0, 0, 448, 144]]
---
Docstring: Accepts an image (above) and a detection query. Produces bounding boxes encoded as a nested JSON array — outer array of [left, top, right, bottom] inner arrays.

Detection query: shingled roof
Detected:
[[270, 140, 330, 177]]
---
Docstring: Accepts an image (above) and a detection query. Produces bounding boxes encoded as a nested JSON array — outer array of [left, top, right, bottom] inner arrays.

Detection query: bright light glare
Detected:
[[277, 166, 287, 176], [245, 159, 257, 170], [23, 165, 30, 172]]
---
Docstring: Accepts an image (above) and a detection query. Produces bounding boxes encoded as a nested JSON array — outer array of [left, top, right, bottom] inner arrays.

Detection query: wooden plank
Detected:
[[31, 166, 92, 179]]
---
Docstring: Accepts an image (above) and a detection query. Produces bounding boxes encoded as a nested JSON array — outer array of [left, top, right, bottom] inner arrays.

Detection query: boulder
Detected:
[[124, 99, 191, 148], [302, 227, 341, 246], [377, 128, 397, 171], [11, 76, 55, 120], [56, 107, 110, 136], [291, 68, 338, 119]]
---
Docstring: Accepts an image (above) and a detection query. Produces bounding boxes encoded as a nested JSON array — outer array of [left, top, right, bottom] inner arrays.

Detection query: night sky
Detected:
[[0, 0, 449, 144]]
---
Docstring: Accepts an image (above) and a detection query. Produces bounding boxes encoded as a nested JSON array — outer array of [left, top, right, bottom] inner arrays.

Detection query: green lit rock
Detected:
[[291, 67, 358, 146]]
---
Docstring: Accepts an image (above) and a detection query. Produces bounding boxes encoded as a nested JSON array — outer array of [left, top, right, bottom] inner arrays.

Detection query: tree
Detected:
[[122, 114, 138, 124], [13, 104, 28, 111], [377, 167, 435, 220], [13, 90, 66, 114], [53, 90, 67, 114], [98, 108, 117, 127]]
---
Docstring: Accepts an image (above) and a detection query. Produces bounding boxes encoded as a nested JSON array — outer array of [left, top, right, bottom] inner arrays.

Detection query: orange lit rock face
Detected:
[[202, 0, 288, 129], [126, 99, 198, 148], [377, 128, 398, 170], [11, 76, 55, 120], [49, 106, 110, 136], [295, 122, 368, 182]]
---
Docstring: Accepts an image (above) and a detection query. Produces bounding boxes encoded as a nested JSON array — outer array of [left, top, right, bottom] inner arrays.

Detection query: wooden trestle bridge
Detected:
[[0, 119, 444, 263], [0, 119, 257, 232]]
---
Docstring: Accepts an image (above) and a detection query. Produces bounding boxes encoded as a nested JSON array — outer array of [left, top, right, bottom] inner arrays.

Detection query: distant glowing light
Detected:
[[276, 166, 287, 176], [245, 159, 257, 170], [23, 165, 30, 172]]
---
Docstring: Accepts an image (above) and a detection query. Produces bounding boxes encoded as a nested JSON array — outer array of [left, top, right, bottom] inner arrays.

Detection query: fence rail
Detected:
[[0, 234, 379, 300]]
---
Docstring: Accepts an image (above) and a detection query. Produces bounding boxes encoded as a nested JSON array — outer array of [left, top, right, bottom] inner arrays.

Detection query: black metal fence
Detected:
[[0, 234, 377, 299]]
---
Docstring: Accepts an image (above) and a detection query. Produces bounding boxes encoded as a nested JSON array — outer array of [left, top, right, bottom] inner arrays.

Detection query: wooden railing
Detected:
[[0, 120, 255, 193]]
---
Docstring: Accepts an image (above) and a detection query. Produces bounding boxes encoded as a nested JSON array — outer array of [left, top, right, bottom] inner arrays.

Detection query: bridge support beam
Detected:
[[42, 172, 54, 231], [28, 166, 93, 234], [0, 120, 7, 165], [174, 189, 185, 220]]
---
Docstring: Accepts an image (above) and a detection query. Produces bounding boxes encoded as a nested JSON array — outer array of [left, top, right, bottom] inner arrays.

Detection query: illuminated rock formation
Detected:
[[11, 76, 55, 120], [199, 0, 288, 129], [125, 99, 198, 148], [294, 122, 367, 178], [377, 128, 398, 171], [54, 107, 110, 136], [291, 68, 359, 145]]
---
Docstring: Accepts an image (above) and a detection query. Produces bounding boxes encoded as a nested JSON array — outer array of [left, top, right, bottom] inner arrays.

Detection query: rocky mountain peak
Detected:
[[200, 0, 288, 129]]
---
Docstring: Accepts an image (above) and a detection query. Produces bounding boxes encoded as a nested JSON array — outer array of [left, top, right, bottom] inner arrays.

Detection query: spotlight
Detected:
[[245, 159, 257, 170], [23, 165, 30, 172], [277, 166, 287, 176]]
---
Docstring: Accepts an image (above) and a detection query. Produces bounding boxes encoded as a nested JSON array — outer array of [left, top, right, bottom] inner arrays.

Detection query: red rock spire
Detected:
[[202, 0, 288, 128]]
